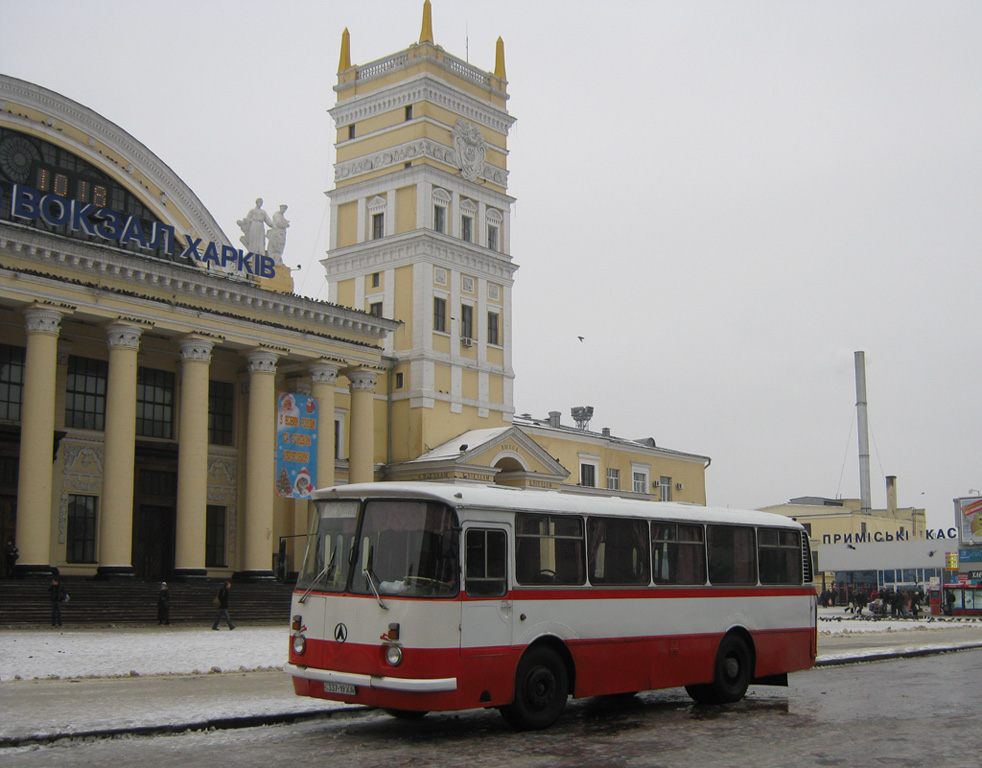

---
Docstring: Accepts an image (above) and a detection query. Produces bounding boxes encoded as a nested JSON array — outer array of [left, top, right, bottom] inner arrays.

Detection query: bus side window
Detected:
[[707, 525, 757, 585], [706, 525, 757, 584], [651, 522, 706, 585], [515, 513, 585, 585], [465, 529, 507, 597], [758, 528, 803, 585], [587, 517, 650, 585]]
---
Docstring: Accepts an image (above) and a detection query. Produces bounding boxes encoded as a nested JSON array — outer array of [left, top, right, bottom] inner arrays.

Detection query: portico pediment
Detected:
[[385, 426, 569, 488]]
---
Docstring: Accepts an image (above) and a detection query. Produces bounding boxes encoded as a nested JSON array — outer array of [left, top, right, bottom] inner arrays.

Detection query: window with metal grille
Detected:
[[67, 495, 97, 563], [206, 505, 227, 567], [65, 356, 108, 431], [208, 380, 234, 446], [0, 344, 25, 422], [137, 367, 175, 439]]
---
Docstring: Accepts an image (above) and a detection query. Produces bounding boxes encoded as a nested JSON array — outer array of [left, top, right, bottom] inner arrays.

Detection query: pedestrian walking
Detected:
[[211, 581, 235, 630], [157, 582, 170, 625], [48, 577, 66, 627], [3, 536, 18, 578]]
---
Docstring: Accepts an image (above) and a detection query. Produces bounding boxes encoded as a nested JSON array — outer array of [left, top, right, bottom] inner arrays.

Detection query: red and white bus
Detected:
[[285, 482, 816, 729]]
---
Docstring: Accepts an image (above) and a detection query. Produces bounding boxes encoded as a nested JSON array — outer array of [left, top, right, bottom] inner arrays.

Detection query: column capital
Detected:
[[246, 349, 279, 373], [347, 368, 378, 392], [106, 322, 144, 349], [179, 335, 215, 362], [23, 306, 64, 335], [310, 360, 341, 385]]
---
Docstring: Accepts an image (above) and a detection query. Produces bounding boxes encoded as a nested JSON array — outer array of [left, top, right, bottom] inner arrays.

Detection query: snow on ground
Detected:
[[0, 626, 288, 682], [815, 606, 982, 635], [0, 607, 979, 683]]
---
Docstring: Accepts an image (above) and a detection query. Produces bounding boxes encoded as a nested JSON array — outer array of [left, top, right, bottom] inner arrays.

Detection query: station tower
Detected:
[[324, 2, 517, 463]]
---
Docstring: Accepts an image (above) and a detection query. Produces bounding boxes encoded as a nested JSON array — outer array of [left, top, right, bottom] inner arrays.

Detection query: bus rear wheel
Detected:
[[500, 646, 569, 730], [685, 634, 752, 705]]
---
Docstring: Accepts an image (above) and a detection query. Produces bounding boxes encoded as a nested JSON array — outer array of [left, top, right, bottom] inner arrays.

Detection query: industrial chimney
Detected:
[[886, 475, 898, 515], [855, 351, 872, 515]]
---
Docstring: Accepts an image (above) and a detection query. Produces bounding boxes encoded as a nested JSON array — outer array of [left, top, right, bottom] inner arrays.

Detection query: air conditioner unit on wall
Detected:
[[676, 482, 684, 490], [461, 337, 474, 347]]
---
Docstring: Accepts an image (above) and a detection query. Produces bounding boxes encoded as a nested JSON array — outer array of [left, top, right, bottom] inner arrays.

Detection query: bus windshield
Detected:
[[296, 500, 360, 593], [352, 500, 459, 598], [296, 498, 460, 597]]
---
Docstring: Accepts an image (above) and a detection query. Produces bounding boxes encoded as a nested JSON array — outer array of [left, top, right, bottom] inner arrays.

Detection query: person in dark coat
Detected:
[[212, 581, 235, 630], [3, 537, 18, 578], [157, 582, 170, 625], [48, 577, 65, 627]]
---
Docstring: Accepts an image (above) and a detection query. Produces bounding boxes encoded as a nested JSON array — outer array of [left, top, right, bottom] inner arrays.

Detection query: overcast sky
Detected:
[[3, 1, 979, 528]]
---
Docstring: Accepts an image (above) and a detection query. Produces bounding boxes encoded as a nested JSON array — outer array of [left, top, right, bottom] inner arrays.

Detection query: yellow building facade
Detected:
[[0, 76, 398, 581], [0, 3, 710, 583], [760, 478, 928, 544]]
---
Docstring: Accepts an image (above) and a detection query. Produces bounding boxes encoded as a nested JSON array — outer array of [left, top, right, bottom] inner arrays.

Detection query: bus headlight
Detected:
[[384, 644, 403, 667], [292, 634, 307, 655]]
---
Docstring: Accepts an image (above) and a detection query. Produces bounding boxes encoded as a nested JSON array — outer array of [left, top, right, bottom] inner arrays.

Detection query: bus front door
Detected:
[[460, 526, 513, 657]]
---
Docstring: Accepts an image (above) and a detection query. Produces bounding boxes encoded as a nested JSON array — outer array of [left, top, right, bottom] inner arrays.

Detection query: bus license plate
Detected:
[[323, 682, 356, 696]]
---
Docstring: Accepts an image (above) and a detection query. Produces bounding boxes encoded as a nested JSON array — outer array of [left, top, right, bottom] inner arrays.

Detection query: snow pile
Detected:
[[816, 606, 982, 635], [0, 626, 288, 682]]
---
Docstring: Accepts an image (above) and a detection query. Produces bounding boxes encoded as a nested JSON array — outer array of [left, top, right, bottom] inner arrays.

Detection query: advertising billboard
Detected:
[[275, 392, 318, 499], [956, 497, 982, 546]]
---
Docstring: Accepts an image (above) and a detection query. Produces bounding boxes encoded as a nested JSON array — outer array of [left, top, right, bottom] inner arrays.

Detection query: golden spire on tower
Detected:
[[338, 27, 351, 72], [494, 36, 506, 80], [419, 0, 434, 44]]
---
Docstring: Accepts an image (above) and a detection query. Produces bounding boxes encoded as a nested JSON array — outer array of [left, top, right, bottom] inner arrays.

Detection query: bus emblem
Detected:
[[334, 623, 348, 643]]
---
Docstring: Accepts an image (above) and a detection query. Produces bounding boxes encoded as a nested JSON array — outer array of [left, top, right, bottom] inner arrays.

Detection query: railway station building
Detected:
[[0, 3, 710, 583]]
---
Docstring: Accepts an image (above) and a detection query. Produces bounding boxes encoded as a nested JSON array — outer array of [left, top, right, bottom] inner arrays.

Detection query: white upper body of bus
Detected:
[[310, 481, 807, 532]]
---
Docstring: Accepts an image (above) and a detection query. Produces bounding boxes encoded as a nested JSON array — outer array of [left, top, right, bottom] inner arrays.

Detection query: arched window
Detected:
[[486, 207, 502, 251], [432, 188, 450, 233]]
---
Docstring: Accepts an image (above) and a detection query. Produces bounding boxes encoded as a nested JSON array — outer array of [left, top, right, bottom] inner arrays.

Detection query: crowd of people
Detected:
[[820, 584, 925, 618]]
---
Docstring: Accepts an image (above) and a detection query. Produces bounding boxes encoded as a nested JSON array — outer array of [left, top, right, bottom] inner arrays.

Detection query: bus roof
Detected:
[[311, 482, 804, 530]]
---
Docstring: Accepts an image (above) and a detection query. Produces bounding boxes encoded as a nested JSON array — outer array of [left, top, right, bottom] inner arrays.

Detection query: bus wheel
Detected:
[[500, 646, 569, 730], [383, 708, 428, 719], [685, 634, 752, 705]]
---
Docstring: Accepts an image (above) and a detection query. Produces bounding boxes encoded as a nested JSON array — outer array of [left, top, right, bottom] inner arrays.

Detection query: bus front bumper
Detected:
[[284, 662, 457, 693]]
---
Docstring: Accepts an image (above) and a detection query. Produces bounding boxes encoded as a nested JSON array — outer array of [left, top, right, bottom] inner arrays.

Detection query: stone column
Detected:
[[14, 306, 63, 578], [347, 369, 378, 484], [310, 361, 340, 490], [97, 323, 143, 579], [173, 336, 214, 579], [240, 349, 278, 580]]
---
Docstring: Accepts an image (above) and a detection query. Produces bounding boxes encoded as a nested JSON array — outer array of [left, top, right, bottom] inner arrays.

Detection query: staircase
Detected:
[[0, 578, 296, 626]]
